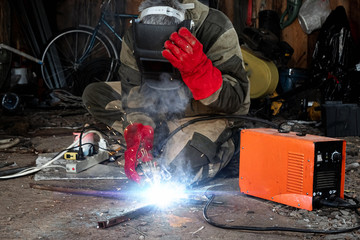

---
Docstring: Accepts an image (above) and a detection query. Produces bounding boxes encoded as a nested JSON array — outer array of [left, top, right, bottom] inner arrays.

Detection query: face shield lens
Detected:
[[141, 60, 174, 73]]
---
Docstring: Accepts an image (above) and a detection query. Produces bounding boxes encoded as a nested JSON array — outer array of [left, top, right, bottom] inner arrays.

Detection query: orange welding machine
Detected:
[[239, 128, 346, 211]]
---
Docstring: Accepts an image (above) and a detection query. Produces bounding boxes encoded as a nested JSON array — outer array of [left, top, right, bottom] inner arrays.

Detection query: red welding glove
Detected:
[[162, 27, 223, 100], [124, 123, 154, 183]]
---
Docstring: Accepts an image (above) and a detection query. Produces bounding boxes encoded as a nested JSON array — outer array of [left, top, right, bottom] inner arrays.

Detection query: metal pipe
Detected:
[[0, 43, 43, 65]]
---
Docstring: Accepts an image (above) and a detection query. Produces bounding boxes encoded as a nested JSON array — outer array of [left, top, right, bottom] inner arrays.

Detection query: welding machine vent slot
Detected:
[[315, 171, 337, 189], [286, 152, 304, 194]]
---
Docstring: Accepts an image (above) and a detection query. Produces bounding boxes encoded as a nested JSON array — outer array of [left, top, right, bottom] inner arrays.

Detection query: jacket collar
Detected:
[[182, 0, 209, 33]]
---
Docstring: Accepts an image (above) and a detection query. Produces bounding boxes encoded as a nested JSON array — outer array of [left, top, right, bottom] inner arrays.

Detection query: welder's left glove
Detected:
[[162, 27, 223, 100], [124, 123, 154, 183]]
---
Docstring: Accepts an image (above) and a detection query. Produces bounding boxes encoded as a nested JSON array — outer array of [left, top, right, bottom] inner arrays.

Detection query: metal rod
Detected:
[[0, 43, 43, 65], [97, 204, 155, 229], [29, 183, 129, 199]]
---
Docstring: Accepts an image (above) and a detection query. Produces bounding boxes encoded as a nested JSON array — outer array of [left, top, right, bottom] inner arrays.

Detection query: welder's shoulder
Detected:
[[197, 8, 236, 52], [205, 8, 234, 31]]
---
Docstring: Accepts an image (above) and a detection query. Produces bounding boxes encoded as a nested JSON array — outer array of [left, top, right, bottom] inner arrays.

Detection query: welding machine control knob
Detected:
[[331, 151, 342, 162]]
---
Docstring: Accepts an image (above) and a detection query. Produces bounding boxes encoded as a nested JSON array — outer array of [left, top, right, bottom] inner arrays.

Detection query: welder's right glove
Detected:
[[124, 123, 154, 183]]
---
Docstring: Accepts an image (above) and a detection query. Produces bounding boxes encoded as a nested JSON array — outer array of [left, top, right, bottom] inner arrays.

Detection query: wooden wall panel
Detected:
[[239, 0, 359, 68], [0, 0, 11, 44], [57, 0, 102, 30], [279, 0, 308, 68], [126, 0, 142, 14]]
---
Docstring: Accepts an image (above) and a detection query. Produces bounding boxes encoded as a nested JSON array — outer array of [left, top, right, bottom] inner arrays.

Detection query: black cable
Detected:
[[155, 114, 279, 156], [203, 194, 360, 234], [77, 125, 126, 158], [66, 143, 119, 155], [319, 197, 360, 210], [79, 125, 126, 149]]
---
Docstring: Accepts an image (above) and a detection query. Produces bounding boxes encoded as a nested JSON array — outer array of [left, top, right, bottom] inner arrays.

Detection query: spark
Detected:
[[141, 182, 188, 208]]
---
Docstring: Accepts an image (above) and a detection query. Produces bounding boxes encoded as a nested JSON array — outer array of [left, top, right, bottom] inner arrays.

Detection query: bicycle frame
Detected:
[[78, 0, 137, 64], [41, 0, 139, 91]]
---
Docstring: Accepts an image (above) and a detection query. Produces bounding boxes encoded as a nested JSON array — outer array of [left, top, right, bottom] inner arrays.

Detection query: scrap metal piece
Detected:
[[97, 204, 156, 229]]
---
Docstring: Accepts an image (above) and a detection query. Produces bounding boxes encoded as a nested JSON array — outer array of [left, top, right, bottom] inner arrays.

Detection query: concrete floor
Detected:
[[0, 109, 359, 239]]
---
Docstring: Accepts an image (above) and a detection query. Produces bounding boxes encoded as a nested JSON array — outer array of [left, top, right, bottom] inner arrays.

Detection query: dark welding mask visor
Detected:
[[132, 19, 194, 90]]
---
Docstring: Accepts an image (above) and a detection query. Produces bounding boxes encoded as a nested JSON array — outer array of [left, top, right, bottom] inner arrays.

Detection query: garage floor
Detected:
[[0, 108, 359, 239]]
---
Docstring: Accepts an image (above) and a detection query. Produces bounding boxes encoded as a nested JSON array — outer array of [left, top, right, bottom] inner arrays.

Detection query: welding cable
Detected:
[[156, 115, 279, 155], [0, 130, 105, 180], [319, 196, 360, 215], [66, 142, 121, 155], [319, 198, 359, 209], [203, 194, 360, 234]]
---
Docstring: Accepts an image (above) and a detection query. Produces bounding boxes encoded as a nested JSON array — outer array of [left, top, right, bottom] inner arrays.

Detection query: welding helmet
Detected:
[[132, 6, 194, 90]]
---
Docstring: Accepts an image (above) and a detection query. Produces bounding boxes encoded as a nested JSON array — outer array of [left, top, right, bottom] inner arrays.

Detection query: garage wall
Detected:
[[0, 0, 11, 44], [4, 0, 360, 69], [246, 0, 359, 68]]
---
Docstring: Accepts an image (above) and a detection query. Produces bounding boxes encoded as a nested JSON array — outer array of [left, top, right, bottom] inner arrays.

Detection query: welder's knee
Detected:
[[82, 82, 103, 106], [168, 132, 233, 185]]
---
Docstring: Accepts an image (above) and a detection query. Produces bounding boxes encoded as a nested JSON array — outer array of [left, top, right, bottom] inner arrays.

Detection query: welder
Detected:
[[82, 0, 250, 185]]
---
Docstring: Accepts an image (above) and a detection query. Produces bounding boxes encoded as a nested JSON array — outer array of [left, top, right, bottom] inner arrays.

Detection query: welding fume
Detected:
[[82, 0, 250, 188]]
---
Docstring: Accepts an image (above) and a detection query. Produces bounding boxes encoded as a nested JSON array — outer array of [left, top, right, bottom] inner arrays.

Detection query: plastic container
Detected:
[[298, 0, 331, 34], [73, 132, 94, 156]]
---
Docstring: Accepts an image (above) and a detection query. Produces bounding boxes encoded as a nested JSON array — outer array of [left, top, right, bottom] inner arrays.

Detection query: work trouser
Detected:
[[82, 82, 236, 185]]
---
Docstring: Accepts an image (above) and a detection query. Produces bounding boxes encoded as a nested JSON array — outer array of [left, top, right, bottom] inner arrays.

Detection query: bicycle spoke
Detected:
[[80, 33, 92, 59], [51, 42, 76, 65], [44, 66, 75, 83], [42, 28, 117, 94], [63, 34, 78, 62], [80, 42, 109, 62]]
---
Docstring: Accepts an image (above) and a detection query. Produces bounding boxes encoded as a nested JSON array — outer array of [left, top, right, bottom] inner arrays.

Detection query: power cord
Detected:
[[203, 194, 360, 234]]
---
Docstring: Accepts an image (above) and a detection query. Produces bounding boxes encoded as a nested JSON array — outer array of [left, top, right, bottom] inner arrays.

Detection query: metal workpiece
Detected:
[[137, 159, 172, 185]]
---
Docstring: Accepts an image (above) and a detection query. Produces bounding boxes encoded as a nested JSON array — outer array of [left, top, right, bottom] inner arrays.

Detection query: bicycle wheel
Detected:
[[41, 27, 118, 95]]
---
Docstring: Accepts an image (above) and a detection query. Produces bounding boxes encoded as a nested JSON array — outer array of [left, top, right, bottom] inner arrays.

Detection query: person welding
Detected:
[[82, 0, 250, 185]]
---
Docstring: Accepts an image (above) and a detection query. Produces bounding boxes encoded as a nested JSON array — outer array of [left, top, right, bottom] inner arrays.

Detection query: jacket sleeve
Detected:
[[195, 9, 250, 115], [119, 30, 157, 129]]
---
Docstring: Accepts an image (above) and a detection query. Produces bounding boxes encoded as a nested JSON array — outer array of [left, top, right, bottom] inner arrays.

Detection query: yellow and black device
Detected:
[[64, 152, 79, 160], [239, 128, 346, 211]]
